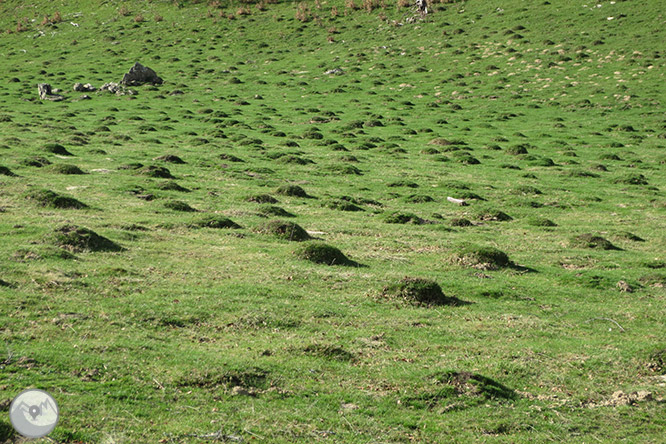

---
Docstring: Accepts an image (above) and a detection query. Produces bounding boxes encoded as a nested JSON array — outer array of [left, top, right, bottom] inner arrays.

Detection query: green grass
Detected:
[[0, 0, 665, 442]]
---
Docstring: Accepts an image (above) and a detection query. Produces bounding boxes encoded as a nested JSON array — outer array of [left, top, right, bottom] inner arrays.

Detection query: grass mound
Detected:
[[26, 189, 88, 209], [154, 154, 185, 164], [451, 245, 512, 270], [140, 165, 174, 178], [247, 194, 278, 204], [257, 220, 310, 241], [257, 205, 295, 218], [614, 174, 648, 185], [527, 217, 557, 227], [51, 225, 123, 252], [474, 209, 513, 222], [276, 184, 309, 197], [50, 164, 86, 175], [294, 242, 352, 265], [0, 166, 17, 176], [43, 143, 73, 156], [450, 218, 473, 227], [381, 277, 459, 306], [21, 156, 52, 168], [432, 370, 517, 400], [176, 366, 269, 390], [302, 344, 355, 362], [164, 200, 197, 212], [189, 215, 241, 229], [156, 181, 190, 192], [383, 211, 423, 224], [326, 199, 364, 212], [570, 234, 618, 250]]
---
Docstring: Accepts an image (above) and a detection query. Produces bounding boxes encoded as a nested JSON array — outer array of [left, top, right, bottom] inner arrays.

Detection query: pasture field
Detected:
[[0, 0, 665, 442]]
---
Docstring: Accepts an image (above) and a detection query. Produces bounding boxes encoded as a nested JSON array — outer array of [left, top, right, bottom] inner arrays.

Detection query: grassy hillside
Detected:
[[1, 0, 665, 442]]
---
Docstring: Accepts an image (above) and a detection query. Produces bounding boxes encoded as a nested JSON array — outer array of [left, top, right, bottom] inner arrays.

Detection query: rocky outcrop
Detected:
[[73, 83, 96, 92], [38, 83, 64, 101], [120, 62, 163, 86]]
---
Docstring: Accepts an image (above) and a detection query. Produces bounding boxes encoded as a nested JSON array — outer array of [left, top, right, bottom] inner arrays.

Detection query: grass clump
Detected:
[[257, 220, 310, 241], [383, 211, 422, 224], [450, 217, 473, 227], [156, 181, 190, 192], [189, 215, 241, 229], [276, 184, 309, 197], [26, 189, 88, 209], [432, 370, 517, 400], [294, 242, 352, 265], [21, 156, 52, 168], [570, 234, 619, 250], [51, 225, 124, 252], [474, 208, 513, 222], [381, 277, 459, 306], [451, 245, 512, 270], [326, 199, 364, 212]]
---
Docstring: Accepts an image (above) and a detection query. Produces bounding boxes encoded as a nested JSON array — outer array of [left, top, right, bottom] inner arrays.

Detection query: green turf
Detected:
[[1, 0, 665, 442]]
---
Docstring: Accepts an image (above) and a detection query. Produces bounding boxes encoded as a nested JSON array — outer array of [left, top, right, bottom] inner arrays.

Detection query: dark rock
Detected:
[[73, 83, 96, 92], [121, 62, 163, 86]]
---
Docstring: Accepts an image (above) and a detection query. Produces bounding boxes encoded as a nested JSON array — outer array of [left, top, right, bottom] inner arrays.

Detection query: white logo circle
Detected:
[[9, 389, 59, 438]]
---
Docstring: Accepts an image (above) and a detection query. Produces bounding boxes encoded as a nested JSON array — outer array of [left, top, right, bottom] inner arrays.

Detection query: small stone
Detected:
[[617, 280, 634, 293], [121, 62, 163, 86]]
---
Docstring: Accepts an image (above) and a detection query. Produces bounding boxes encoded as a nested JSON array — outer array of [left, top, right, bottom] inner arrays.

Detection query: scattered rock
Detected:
[[121, 62, 163, 86], [73, 83, 96, 92], [616, 281, 634, 293], [324, 67, 345, 75], [38, 83, 64, 101]]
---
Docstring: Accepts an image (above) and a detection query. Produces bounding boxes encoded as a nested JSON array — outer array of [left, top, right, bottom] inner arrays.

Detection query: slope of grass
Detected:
[[0, 0, 665, 442]]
